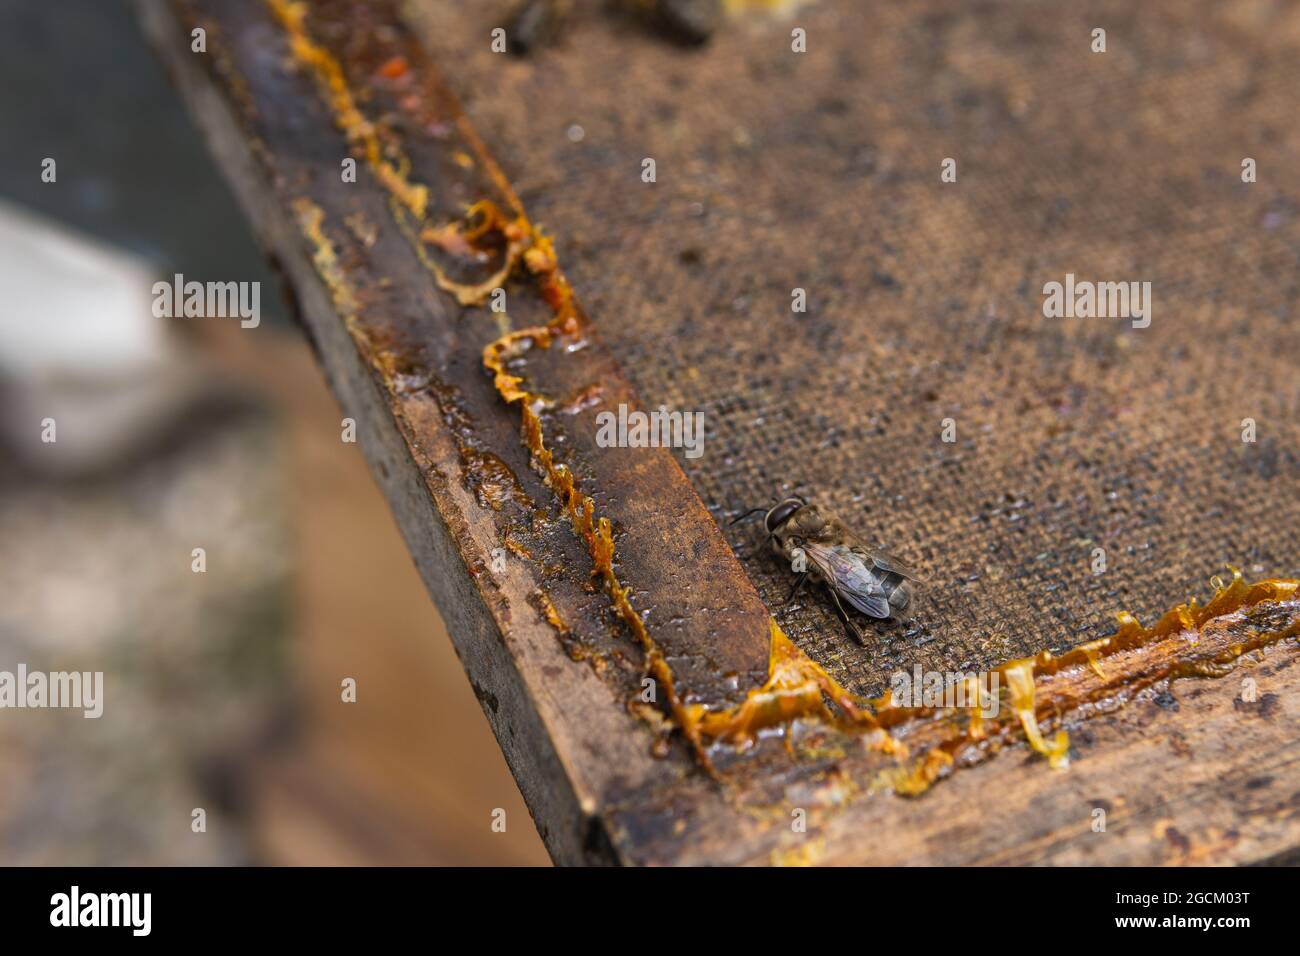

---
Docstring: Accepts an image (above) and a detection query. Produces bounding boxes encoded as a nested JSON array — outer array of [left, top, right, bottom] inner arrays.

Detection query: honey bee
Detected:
[[732, 498, 926, 644]]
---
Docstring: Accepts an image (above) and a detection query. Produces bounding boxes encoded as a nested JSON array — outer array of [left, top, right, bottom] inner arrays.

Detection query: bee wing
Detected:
[[803, 541, 892, 618], [849, 543, 928, 582]]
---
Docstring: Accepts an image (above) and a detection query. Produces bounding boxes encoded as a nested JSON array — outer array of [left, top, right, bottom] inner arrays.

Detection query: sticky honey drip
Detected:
[[267, 1, 1300, 791], [1003, 661, 1070, 769], [268, 0, 426, 218], [481, 248, 718, 760], [292, 197, 358, 318], [267, 0, 527, 306]]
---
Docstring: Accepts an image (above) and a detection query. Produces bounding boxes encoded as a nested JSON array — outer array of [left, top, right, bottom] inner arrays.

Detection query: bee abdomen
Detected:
[[881, 572, 911, 612]]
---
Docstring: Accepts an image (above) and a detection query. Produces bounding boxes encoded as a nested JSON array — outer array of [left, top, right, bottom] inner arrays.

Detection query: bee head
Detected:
[[764, 497, 805, 534]]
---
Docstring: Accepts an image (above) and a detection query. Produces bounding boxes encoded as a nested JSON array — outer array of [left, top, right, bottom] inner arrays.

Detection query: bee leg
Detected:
[[785, 571, 809, 604], [825, 587, 867, 646]]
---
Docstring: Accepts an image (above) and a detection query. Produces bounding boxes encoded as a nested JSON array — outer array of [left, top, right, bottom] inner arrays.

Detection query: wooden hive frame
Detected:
[[136, 0, 1300, 866]]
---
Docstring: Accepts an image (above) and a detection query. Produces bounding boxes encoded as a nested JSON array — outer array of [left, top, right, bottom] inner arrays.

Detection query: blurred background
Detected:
[[0, 0, 548, 864]]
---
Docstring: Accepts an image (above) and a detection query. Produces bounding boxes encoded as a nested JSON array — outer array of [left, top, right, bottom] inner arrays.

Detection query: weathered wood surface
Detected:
[[137, 0, 1300, 865]]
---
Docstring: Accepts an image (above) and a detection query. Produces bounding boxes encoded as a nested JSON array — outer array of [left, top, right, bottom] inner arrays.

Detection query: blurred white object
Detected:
[[0, 199, 208, 474], [0, 201, 289, 864]]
